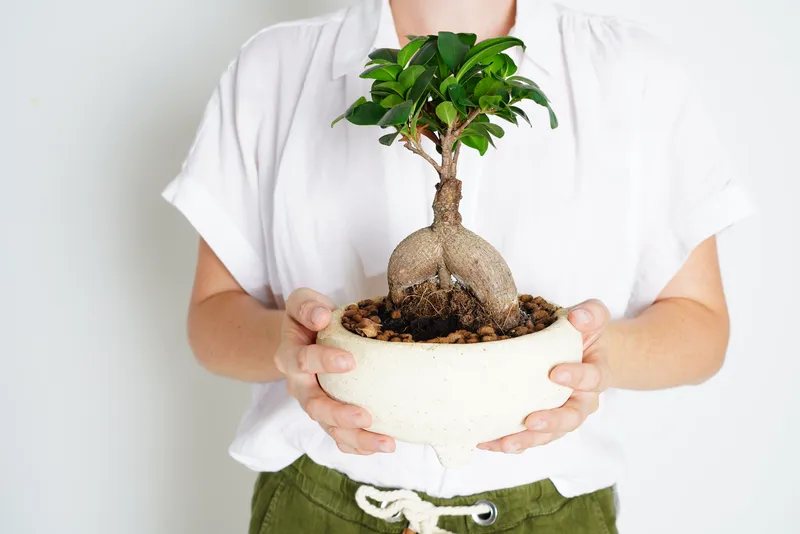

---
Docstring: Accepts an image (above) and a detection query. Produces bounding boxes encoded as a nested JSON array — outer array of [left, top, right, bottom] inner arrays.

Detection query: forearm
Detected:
[[188, 290, 285, 382], [603, 297, 730, 390]]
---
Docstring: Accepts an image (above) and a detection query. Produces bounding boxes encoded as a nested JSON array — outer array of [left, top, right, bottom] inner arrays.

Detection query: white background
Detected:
[[2, 0, 797, 532]]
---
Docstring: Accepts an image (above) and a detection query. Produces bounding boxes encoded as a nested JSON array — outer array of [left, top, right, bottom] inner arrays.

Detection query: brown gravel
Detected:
[[340, 292, 559, 344]]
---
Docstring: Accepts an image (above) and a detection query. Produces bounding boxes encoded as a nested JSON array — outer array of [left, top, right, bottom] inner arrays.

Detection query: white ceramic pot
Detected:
[[317, 301, 583, 467]]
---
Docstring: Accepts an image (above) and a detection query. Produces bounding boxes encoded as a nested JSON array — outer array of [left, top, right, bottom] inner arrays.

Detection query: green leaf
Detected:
[[462, 74, 482, 96], [379, 130, 401, 146], [427, 82, 446, 101], [498, 85, 512, 105], [464, 126, 496, 148], [398, 65, 426, 90], [377, 99, 415, 127], [397, 38, 427, 67], [370, 87, 393, 102], [456, 37, 525, 81], [368, 48, 399, 63], [507, 76, 541, 89], [463, 121, 505, 152], [460, 134, 489, 155], [457, 33, 477, 48], [458, 63, 484, 85], [483, 54, 504, 76], [330, 115, 345, 128], [502, 54, 518, 77], [435, 101, 458, 127], [464, 36, 524, 61], [366, 58, 394, 66], [474, 77, 503, 98], [347, 101, 389, 125], [380, 94, 405, 108], [473, 121, 505, 138], [479, 95, 502, 110], [548, 107, 559, 129], [446, 83, 472, 115], [439, 76, 457, 95], [436, 53, 450, 78], [331, 96, 366, 127], [408, 66, 436, 103], [370, 91, 389, 102], [494, 107, 518, 125], [374, 81, 406, 96], [409, 38, 438, 66], [437, 31, 470, 72], [509, 105, 531, 126], [510, 82, 549, 106], [360, 64, 403, 81], [528, 89, 548, 107]]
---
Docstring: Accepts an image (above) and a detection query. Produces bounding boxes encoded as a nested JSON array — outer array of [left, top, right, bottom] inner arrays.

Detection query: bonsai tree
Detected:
[[333, 32, 557, 333]]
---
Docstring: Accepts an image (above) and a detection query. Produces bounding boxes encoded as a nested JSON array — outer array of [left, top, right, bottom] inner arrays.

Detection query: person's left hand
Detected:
[[477, 299, 613, 454]]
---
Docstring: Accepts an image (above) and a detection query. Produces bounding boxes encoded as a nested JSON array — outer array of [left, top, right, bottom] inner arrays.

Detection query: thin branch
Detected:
[[402, 137, 442, 173], [453, 108, 482, 137], [418, 126, 440, 146]]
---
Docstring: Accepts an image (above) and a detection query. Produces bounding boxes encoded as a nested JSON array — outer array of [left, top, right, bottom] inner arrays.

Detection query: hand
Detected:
[[477, 299, 612, 453], [274, 288, 396, 455]]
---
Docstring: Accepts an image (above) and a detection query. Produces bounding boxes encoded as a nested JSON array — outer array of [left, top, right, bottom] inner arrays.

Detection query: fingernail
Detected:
[[311, 307, 327, 326], [506, 442, 520, 453], [555, 371, 572, 384], [476, 443, 490, 450], [572, 309, 591, 326], [529, 419, 547, 431], [378, 440, 394, 453], [334, 354, 353, 371]]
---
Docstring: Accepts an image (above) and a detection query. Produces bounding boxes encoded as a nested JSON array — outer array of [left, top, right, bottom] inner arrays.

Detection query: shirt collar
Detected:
[[331, 0, 563, 80]]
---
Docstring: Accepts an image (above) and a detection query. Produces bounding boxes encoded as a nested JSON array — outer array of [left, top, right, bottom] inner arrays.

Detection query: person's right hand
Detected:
[[274, 288, 396, 455]]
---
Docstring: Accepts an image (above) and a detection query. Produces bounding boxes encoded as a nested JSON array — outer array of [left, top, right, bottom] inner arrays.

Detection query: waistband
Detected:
[[282, 455, 587, 533]]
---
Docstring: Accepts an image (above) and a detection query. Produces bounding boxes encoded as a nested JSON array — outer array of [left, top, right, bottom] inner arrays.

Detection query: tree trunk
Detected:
[[386, 131, 521, 330]]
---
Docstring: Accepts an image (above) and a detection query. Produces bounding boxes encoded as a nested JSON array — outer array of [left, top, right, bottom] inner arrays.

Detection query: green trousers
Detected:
[[250, 456, 618, 534]]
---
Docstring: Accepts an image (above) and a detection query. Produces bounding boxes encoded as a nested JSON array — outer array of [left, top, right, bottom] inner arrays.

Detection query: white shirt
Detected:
[[162, 0, 752, 498]]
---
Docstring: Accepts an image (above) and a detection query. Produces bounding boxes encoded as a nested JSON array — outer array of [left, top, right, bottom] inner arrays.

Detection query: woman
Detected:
[[163, 0, 751, 532]]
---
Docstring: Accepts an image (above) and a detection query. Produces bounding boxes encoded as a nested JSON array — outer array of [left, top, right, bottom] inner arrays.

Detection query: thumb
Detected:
[[568, 299, 610, 346]]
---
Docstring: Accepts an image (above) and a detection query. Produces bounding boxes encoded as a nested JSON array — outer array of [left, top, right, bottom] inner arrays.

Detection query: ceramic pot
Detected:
[[316, 300, 582, 467]]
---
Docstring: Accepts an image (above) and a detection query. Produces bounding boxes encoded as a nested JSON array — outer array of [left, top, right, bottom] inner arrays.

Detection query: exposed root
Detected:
[[387, 224, 520, 330]]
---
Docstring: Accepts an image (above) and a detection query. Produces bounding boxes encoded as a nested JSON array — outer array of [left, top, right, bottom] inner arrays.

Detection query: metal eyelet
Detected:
[[471, 500, 498, 526], [380, 501, 404, 523]]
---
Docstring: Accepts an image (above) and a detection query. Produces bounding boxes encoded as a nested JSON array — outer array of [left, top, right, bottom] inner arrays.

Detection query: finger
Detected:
[[285, 288, 337, 331], [550, 362, 606, 392], [524, 391, 598, 433], [568, 299, 610, 347], [477, 430, 564, 453], [335, 442, 374, 455], [327, 426, 396, 454], [319, 424, 380, 455], [282, 343, 355, 375], [297, 379, 372, 428]]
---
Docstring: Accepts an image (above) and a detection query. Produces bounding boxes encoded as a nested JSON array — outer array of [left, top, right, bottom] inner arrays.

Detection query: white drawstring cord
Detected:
[[355, 485, 492, 534]]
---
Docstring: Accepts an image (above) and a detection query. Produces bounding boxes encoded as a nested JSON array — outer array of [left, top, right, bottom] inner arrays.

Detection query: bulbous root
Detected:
[[387, 225, 521, 331]]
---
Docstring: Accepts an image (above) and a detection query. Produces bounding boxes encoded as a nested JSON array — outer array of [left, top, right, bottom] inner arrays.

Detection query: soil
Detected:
[[340, 281, 559, 344]]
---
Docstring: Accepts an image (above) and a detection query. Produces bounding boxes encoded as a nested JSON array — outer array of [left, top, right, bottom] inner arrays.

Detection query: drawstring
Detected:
[[355, 485, 492, 534]]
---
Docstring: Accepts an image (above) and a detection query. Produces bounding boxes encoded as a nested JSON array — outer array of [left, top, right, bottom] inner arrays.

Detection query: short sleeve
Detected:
[[161, 59, 270, 303], [628, 42, 754, 313]]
